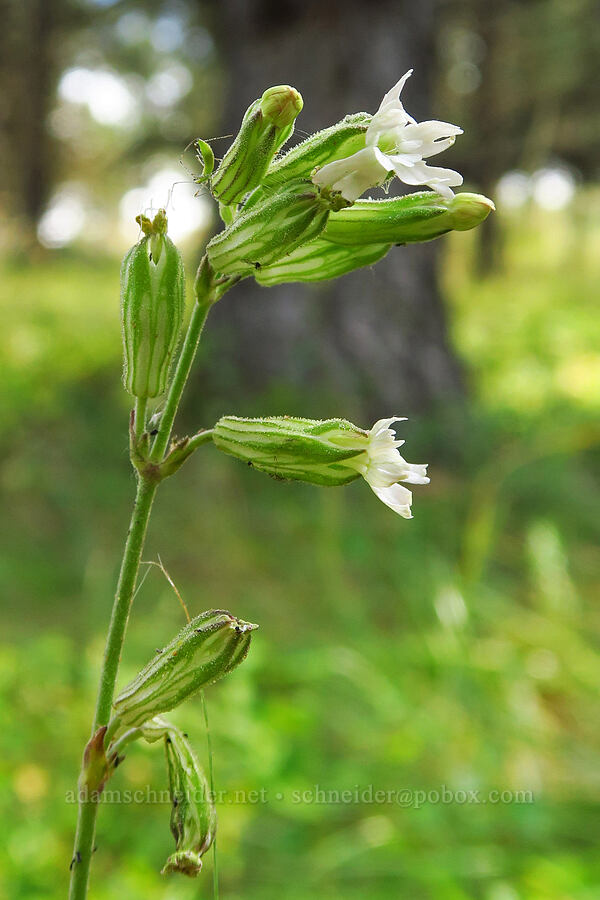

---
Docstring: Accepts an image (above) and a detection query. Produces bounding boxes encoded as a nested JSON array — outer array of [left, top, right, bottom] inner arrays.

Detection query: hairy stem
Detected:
[[150, 280, 215, 463], [69, 475, 157, 900], [69, 257, 225, 900]]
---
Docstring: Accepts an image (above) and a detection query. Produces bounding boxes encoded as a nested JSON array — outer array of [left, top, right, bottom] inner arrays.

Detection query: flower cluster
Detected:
[[201, 70, 489, 284]]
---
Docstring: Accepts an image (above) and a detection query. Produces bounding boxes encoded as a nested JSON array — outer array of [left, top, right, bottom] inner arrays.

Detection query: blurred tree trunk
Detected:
[[203, 0, 464, 417], [0, 0, 66, 252]]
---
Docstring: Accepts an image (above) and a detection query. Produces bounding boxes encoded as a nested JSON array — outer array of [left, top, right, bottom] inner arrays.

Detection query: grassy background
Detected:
[[1, 203, 599, 899]]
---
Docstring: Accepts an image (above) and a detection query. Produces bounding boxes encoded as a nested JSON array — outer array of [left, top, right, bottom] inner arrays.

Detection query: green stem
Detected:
[[69, 256, 229, 900], [150, 286, 214, 463], [134, 396, 147, 441], [69, 475, 157, 900]]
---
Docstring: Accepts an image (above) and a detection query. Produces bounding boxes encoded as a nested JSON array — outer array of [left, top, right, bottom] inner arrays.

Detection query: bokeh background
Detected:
[[1, 1, 599, 898]]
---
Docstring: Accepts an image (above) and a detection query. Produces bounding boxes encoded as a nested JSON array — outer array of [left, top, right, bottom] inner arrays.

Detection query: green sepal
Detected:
[[245, 112, 371, 210], [213, 415, 367, 486], [113, 610, 258, 729], [255, 237, 390, 285], [140, 718, 216, 877], [206, 178, 339, 277], [120, 213, 185, 399], [209, 86, 303, 206], [323, 191, 494, 246]]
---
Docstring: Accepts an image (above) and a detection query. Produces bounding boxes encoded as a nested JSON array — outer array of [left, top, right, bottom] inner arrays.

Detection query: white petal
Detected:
[[312, 146, 390, 202], [387, 157, 463, 197], [376, 70, 413, 114], [402, 120, 463, 141], [370, 416, 406, 437], [370, 483, 414, 518]]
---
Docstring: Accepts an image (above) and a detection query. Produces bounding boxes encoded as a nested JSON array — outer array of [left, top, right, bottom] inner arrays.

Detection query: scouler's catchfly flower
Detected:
[[345, 417, 430, 517], [212, 415, 429, 518], [312, 69, 463, 202]]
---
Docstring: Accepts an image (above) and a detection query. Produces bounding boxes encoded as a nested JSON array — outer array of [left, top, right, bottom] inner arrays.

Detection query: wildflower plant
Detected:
[[68, 74, 493, 898]]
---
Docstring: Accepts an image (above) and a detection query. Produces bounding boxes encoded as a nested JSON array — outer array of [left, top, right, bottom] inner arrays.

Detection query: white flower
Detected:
[[337, 417, 430, 518], [313, 70, 463, 202]]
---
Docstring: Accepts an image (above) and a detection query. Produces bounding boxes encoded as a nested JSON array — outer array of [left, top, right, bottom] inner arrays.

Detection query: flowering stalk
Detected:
[[68, 257, 235, 900], [69, 72, 494, 900]]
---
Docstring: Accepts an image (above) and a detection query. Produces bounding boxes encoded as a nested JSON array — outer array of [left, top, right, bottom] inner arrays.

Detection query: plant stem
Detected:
[[134, 396, 147, 441], [150, 284, 214, 464], [69, 474, 157, 900], [69, 257, 225, 899]]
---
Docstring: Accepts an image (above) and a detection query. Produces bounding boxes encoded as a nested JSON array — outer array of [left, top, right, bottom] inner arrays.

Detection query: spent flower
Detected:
[[120, 210, 185, 399]]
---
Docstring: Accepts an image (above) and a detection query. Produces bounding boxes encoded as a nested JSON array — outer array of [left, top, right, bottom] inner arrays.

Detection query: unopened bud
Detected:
[[323, 191, 494, 246], [260, 84, 303, 128], [113, 610, 258, 728], [213, 416, 366, 486], [120, 210, 185, 398], [210, 85, 303, 206], [255, 238, 390, 286], [207, 178, 349, 277]]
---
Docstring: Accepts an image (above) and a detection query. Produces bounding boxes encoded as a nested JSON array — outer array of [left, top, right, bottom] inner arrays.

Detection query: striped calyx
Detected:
[[213, 416, 430, 518], [210, 85, 303, 206], [140, 718, 216, 877], [120, 210, 185, 398], [245, 113, 371, 211], [206, 178, 350, 277], [113, 610, 258, 728], [323, 191, 495, 246], [255, 238, 390, 286], [213, 416, 369, 486]]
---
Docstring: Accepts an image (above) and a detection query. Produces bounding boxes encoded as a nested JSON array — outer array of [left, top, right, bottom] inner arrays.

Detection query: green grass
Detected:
[[0, 206, 599, 899]]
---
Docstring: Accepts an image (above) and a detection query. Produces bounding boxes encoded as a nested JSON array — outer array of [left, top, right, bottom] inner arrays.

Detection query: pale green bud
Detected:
[[245, 113, 370, 210], [120, 210, 185, 398], [210, 85, 303, 206], [113, 610, 258, 728], [162, 725, 216, 877], [323, 191, 495, 246], [206, 178, 349, 277], [255, 238, 390, 286]]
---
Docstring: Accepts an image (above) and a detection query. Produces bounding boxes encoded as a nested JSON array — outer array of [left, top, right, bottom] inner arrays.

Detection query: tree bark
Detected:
[[203, 0, 465, 417]]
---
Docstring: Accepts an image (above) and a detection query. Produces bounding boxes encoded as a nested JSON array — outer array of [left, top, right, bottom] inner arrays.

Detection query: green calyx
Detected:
[[213, 415, 368, 486], [112, 610, 258, 729], [140, 718, 216, 877], [255, 238, 391, 286], [209, 85, 303, 206], [323, 191, 495, 246], [245, 113, 371, 210], [120, 211, 185, 399], [206, 178, 346, 277], [162, 725, 216, 877]]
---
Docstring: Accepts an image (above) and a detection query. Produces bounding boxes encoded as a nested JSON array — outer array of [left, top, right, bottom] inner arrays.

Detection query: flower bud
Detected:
[[120, 210, 185, 398], [323, 191, 494, 246], [255, 238, 390, 286], [113, 610, 258, 728], [210, 85, 303, 206], [206, 178, 349, 277]]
